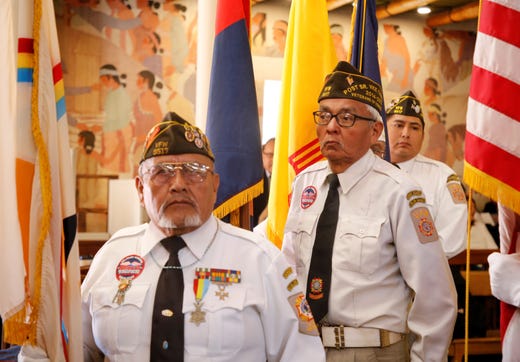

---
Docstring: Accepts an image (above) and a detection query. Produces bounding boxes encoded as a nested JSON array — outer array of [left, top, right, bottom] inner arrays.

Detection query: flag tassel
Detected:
[[464, 162, 520, 215], [4, 0, 52, 347], [213, 180, 263, 219]]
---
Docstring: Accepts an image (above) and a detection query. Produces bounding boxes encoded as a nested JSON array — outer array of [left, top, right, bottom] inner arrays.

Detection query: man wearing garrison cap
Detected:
[[386, 91, 468, 340], [82, 113, 326, 361], [282, 62, 457, 361], [386, 90, 467, 259]]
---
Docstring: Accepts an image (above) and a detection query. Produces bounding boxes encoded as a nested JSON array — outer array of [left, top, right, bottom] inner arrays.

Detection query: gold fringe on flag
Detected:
[[464, 162, 520, 215], [4, 0, 53, 346], [212, 179, 263, 220]]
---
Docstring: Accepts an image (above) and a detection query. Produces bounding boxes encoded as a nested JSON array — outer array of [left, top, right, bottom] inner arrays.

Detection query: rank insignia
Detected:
[[410, 207, 439, 243], [308, 277, 324, 300], [287, 279, 299, 292]]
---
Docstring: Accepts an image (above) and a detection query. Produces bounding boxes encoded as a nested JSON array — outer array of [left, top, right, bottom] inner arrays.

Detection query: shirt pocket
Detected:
[[336, 216, 385, 275], [184, 284, 247, 356], [90, 283, 150, 354], [285, 213, 320, 275]]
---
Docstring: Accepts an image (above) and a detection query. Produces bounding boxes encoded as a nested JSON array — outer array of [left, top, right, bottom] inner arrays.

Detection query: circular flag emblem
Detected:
[[115, 254, 145, 281], [301, 186, 317, 209]]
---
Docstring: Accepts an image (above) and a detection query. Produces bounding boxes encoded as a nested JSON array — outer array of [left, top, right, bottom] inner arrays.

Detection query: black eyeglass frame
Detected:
[[313, 111, 375, 128]]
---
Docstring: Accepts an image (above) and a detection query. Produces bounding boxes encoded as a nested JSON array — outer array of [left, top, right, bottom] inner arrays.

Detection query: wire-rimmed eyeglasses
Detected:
[[141, 162, 213, 185]]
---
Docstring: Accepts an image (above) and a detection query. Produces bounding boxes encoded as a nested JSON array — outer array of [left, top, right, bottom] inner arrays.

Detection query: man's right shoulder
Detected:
[[105, 224, 147, 246], [373, 158, 411, 185], [294, 160, 328, 181]]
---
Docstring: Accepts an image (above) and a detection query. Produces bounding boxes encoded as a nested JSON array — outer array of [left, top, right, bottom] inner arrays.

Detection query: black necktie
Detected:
[[306, 174, 340, 323], [151, 236, 186, 361]]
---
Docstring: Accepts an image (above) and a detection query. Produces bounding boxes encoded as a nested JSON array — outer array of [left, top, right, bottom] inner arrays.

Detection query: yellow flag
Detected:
[[266, 0, 337, 247]]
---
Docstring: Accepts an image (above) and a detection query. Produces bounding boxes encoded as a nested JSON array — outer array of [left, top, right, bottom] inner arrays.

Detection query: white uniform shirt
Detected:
[[397, 154, 468, 259], [488, 252, 520, 361], [82, 216, 325, 362], [282, 151, 457, 361]]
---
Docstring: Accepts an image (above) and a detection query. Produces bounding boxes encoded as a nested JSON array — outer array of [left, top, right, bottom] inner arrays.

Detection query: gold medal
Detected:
[[113, 255, 145, 305], [190, 301, 206, 326], [215, 283, 230, 300], [112, 278, 131, 305]]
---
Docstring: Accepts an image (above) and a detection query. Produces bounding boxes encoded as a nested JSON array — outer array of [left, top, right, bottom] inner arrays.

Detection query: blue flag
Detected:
[[206, 0, 263, 221], [349, 0, 390, 160]]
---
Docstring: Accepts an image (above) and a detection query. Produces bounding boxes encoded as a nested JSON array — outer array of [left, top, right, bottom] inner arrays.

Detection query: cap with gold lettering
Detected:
[[140, 112, 214, 163], [318, 61, 384, 116], [386, 90, 424, 126]]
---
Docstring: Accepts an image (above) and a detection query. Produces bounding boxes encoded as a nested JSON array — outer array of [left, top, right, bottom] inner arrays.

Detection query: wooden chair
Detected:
[[448, 250, 502, 361]]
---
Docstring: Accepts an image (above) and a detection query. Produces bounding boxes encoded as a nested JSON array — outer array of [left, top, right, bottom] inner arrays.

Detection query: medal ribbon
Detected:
[[193, 278, 210, 302], [195, 268, 241, 283]]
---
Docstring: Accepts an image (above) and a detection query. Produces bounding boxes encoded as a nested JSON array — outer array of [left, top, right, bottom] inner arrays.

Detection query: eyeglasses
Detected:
[[313, 111, 375, 128], [142, 162, 213, 185]]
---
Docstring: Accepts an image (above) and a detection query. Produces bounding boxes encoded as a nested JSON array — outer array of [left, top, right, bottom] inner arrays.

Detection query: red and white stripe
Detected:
[[465, 1, 520, 358], [465, 0, 520, 207]]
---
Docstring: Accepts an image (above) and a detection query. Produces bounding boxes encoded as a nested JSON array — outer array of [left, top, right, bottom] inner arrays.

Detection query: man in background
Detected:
[[386, 90, 467, 259], [253, 138, 274, 227]]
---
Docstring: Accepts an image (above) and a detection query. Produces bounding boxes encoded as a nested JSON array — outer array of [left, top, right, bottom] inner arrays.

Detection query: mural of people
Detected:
[[437, 29, 475, 91], [413, 27, 441, 84], [98, 63, 133, 175], [131, 0, 160, 68], [132, 70, 163, 174], [423, 77, 441, 107], [265, 19, 287, 57], [447, 123, 466, 178], [161, 0, 189, 76], [380, 24, 414, 93], [252, 12, 267, 52], [424, 103, 448, 163], [104, 0, 137, 55], [330, 23, 348, 61]]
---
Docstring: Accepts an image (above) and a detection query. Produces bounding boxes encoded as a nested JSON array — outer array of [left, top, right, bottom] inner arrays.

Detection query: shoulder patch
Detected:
[[288, 292, 319, 336], [410, 207, 439, 243], [446, 182, 466, 204]]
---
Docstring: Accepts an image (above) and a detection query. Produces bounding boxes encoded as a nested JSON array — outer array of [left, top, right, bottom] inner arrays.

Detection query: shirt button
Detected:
[[162, 341, 169, 350]]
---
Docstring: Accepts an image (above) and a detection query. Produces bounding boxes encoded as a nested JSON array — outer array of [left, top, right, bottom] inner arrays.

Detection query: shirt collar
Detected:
[[336, 150, 376, 194], [139, 216, 218, 260], [396, 155, 417, 173]]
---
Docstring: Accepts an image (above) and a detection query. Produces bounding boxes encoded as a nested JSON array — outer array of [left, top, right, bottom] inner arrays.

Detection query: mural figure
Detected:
[[98, 63, 133, 174], [424, 103, 448, 163], [380, 24, 414, 93]]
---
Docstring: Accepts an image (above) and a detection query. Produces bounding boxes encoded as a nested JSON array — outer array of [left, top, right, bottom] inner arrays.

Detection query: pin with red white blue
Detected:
[[113, 255, 145, 305]]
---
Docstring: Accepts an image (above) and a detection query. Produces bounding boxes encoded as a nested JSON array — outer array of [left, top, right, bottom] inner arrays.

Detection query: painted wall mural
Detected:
[[56, 0, 198, 232], [55, 1, 475, 232]]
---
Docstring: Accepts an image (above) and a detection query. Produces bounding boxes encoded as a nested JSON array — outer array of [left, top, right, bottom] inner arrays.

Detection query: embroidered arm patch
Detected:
[[410, 206, 439, 243], [288, 292, 319, 336], [447, 182, 466, 204]]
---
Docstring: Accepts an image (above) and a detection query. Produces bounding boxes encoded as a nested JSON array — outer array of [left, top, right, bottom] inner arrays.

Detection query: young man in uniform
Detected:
[[386, 90, 467, 259]]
